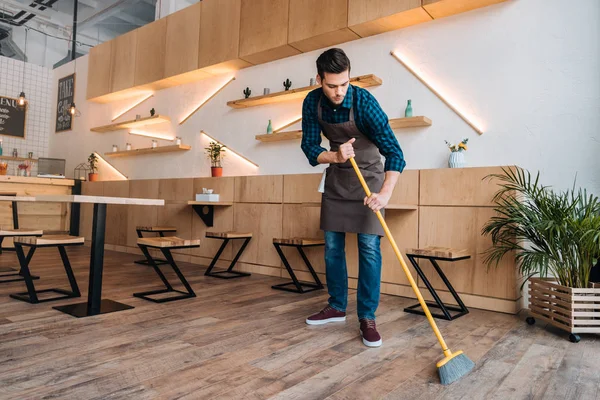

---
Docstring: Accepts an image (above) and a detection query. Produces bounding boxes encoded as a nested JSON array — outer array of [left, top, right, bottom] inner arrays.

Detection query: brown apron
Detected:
[[319, 97, 385, 236]]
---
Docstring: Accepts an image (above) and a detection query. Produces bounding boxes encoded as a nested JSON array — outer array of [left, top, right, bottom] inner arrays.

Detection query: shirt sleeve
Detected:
[[362, 94, 406, 173], [301, 94, 327, 167]]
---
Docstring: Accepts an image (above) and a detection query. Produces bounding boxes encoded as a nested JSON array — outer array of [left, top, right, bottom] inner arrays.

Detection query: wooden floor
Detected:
[[0, 247, 598, 400]]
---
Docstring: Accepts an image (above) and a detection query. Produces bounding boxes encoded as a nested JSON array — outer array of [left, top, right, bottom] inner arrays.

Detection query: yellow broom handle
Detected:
[[350, 158, 451, 357]]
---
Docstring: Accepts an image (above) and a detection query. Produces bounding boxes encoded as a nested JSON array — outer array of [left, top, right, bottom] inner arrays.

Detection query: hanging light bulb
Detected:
[[69, 102, 77, 115], [17, 28, 28, 109]]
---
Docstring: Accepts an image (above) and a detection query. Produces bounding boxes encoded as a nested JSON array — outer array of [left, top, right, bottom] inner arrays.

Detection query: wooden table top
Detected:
[[33, 195, 165, 205]]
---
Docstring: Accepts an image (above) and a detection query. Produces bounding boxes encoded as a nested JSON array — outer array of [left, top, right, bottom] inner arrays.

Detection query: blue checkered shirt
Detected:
[[301, 84, 406, 172]]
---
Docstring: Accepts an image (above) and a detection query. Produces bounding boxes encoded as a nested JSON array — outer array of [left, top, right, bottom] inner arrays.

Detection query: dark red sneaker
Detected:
[[305, 305, 346, 325], [359, 319, 382, 347]]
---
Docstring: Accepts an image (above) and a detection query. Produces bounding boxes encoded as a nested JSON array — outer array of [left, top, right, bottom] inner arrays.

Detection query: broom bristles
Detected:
[[438, 352, 475, 385]]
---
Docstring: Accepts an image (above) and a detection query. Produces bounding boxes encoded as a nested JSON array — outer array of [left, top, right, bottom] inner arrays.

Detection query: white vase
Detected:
[[448, 151, 466, 168]]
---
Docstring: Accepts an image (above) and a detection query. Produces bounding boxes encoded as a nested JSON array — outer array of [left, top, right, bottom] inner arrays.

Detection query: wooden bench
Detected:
[[9, 235, 84, 304], [271, 237, 325, 294], [134, 226, 177, 266], [135, 236, 200, 303], [204, 232, 252, 279], [404, 246, 471, 321], [0, 227, 43, 284]]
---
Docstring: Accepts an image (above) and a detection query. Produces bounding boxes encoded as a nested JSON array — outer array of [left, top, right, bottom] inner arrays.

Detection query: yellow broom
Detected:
[[350, 158, 474, 385]]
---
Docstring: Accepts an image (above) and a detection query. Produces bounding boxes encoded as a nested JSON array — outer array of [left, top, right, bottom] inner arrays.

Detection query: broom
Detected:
[[349, 158, 474, 385]]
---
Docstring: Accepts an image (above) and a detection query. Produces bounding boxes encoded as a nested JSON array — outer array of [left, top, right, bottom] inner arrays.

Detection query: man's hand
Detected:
[[336, 138, 355, 163], [364, 190, 392, 213]]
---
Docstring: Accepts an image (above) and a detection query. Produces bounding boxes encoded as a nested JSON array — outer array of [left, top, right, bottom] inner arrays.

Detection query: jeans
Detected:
[[324, 230, 382, 320]]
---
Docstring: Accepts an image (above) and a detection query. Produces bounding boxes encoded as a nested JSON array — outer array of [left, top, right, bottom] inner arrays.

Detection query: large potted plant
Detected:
[[482, 167, 600, 343], [88, 153, 99, 181], [205, 141, 226, 177]]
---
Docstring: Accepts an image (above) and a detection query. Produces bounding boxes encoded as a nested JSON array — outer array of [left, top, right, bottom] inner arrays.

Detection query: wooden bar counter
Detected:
[[0, 176, 75, 235], [84, 166, 520, 314]]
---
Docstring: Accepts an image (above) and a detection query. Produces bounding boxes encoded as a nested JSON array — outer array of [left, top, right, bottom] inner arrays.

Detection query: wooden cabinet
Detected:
[[348, 0, 431, 37], [165, 2, 201, 78], [239, 0, 300, 65], [422, 0, 508, 19], [110, 29, 137, 93], [134, 18, 167, 87], [288, 0, 359, 53], [198, 0, 251, 75], [86, 40, 112, 100]]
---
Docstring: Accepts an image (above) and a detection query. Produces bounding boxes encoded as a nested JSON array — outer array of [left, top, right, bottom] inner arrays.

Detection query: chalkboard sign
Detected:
[[0, 95, 27, 139], [55, 73, 75, 132]]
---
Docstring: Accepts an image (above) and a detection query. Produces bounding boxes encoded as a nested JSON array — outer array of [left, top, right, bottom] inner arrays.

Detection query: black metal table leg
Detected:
[[205, 237, 252, 279], [54, 203, 134, 317], [403, 254, 469, 321], [271, 243, 323, 294]]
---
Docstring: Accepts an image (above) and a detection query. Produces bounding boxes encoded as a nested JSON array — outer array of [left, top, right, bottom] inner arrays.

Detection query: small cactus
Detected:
[[243, 87, 251, 98], [283, 79, 292, 91], [150, 108, 155, 116]]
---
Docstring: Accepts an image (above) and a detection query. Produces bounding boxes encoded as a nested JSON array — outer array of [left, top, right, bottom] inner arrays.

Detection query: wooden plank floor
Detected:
[[0, 247, 597, 400]]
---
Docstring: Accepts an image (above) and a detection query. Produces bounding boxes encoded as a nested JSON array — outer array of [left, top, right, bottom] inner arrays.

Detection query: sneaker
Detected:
[[359, 319, 382, 347], [305, 305, 346, 325]]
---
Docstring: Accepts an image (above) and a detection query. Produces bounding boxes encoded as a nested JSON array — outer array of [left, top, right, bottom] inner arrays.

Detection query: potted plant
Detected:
[[205, 141, 226, 177], [482, 167, 600, 343], [88, 153, 99, 181], [444, 138, 468, 168]]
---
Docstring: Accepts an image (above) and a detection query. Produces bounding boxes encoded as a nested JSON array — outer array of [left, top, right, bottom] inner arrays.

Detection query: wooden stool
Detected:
[[135, 236, 199, 303], [204, 232, 252, 279], [404, 247, 470, 320], [9, 235, 83, 304], [0, 228, 43, 284], [134, 226, 177, 266], [272, 238, 324, 294]]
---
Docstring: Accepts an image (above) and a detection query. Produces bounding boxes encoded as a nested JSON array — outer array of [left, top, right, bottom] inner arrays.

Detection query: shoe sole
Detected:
[[360, 330, 383, 347], [305, 316, 346, 325]]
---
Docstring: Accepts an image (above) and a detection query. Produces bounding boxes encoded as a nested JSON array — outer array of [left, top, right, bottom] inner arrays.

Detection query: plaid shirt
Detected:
[[301, 84, 406, 172]]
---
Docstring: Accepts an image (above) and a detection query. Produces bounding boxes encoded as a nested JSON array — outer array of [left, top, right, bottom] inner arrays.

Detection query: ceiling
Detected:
[[0, 0, 195, 67]]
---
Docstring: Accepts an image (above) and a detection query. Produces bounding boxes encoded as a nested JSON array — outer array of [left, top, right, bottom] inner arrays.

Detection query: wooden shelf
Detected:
[[187, 201, 233, 206], [256, 130, 302, 142], [104, 144, 191, 157], [91, 115, 171, 133], [228, 74, 382, 109], [0, 155, 38, 162], [256, 116, 431, 142], [389, 116, 432, 129], [386, 204, 418, 211]]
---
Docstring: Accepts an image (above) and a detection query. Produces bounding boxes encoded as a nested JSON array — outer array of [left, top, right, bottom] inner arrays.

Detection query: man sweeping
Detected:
[[302, 48, 406, 347]]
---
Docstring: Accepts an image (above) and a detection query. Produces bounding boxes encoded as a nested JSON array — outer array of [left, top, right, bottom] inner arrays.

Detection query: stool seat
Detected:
[[273, 238, 325, 246], [137, 236, 200, 248], [206, 231, 252, 239], [136, 226, 177, 233], [15, 235, 84, 246], [0, 228, 43, 237], [407, 246, 470, 260]]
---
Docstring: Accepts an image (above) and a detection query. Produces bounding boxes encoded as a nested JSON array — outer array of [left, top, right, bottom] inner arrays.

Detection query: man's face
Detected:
[[317, 70, 350, 106]]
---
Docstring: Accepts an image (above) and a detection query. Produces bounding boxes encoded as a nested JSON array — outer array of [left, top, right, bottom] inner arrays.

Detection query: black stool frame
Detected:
[[272, 242, 324, 294], [404, 253, 470, 320], [134, 228, 175, 266], [134, 243, 197, 303], [204, 236, 252, 279], [10, 241, 82, 304]]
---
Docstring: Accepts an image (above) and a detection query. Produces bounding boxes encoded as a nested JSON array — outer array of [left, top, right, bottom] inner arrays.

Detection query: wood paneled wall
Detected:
[[83, 166, 519, 314]]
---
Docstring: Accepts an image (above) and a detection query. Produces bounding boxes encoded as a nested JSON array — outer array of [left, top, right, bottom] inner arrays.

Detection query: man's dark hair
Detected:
[[316, 48, 351, 80]]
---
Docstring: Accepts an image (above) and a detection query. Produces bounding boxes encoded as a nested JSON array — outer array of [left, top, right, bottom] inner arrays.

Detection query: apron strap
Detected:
[[317, 98, 322, 120]]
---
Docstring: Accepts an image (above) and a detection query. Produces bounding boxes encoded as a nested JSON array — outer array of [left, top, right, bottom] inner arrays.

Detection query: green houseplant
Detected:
[[482, 166, 600, 342], [87, 153, 99, 181], [205, 141, 226, 177]]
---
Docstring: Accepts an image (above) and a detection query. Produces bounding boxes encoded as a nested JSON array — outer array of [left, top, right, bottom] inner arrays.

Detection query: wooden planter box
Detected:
[[528, 277, 600, 342]]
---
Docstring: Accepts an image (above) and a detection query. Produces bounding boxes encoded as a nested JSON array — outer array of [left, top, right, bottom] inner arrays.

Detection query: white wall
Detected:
[[0, 56, 53, 176], [49, 0, 600, 195]]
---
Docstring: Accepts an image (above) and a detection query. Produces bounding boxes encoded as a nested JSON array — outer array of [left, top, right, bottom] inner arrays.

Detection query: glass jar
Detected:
[[126, 143, 132, 151], [151, 140, 158, 148]]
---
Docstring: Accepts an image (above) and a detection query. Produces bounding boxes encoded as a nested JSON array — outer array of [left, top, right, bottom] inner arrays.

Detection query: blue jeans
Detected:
[[324, 231, 382, 320]]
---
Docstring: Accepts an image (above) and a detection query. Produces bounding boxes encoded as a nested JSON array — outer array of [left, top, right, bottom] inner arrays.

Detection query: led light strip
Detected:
[[129, 130, 175, 141], [179, 76, 236, 125], [201, 131, 259, 168], [274, 116, 302, 133], [111, 94, 154, 122], [93, 152, 128, 180], [390, 51, 484, 135]]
